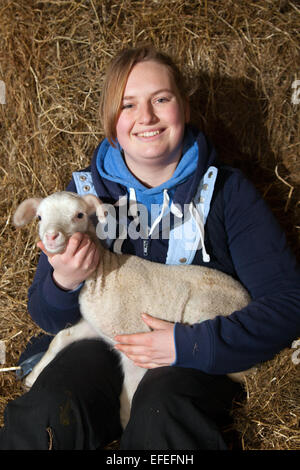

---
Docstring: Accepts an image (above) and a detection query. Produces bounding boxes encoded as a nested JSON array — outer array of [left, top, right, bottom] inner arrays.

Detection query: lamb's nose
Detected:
[[45, 232, 59, 241]]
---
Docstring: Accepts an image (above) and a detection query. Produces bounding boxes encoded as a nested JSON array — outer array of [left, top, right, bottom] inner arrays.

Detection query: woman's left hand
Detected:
[[114, 313, 176, 368]]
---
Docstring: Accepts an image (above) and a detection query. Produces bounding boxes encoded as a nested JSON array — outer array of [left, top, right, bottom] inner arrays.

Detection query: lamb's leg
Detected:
[[228, 366, 257, 383], [25, 319, 98, 388], [119, 354, 146, 429]]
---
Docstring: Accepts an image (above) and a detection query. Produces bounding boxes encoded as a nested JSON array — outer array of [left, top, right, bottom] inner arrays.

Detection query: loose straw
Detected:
[[0, 366, 21, 372]]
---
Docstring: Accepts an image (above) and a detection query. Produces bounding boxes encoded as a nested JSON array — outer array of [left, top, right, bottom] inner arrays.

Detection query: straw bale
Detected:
[[0, 0, 299, 449]]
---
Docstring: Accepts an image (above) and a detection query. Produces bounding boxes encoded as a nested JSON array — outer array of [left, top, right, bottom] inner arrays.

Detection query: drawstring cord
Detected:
[[148, 189, 169, 237], [189, 202, 210, 263], [128, 188, 138, 218]]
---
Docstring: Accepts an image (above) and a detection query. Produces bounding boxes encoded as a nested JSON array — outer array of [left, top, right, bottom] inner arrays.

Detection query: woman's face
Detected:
[[116, 60, 189, 171]]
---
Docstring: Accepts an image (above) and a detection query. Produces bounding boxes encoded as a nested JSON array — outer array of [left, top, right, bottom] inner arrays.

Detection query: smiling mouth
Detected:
[[135, 129, 164, 138]]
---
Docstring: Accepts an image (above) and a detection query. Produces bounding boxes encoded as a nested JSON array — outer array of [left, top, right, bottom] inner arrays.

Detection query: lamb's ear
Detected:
[[81, 194, 108, 223], [13, 198, 42, 227]]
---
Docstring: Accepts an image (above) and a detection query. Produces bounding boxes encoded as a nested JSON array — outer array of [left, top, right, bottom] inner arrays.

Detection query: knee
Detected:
[[34, 339, 122, 393], [131, 366, 242, 416], [131, 367, 181, 410]]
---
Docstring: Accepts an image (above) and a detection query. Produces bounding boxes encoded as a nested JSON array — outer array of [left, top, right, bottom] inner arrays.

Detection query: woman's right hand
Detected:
[[37, 232, 100, 291]]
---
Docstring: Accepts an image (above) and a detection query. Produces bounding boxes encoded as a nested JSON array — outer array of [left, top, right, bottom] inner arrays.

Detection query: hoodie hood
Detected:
[[94, 125, 218, 212], [97, 125, 197, 192]]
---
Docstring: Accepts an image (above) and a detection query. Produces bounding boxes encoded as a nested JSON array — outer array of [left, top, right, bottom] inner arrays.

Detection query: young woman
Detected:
[[1, 46, 299, 450]]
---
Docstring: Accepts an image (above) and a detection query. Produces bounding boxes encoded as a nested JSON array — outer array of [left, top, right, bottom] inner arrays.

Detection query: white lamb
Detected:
[[13, 191, 252, 428]]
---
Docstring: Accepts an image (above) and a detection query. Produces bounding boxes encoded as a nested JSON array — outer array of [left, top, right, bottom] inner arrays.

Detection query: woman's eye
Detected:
[[77, 213, 84, 219], [156, 97, 169, 104], [122, 103, 133, 110]]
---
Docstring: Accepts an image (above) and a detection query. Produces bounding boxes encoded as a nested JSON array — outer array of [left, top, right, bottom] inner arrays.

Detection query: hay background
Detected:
[[0, 0, 299, 450]]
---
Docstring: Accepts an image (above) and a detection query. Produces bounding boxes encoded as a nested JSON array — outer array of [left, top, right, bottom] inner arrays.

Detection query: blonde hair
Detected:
[[99, 45, 188, 146]]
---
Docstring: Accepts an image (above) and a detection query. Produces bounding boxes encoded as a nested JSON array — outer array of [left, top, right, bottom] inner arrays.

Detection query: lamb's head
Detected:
[[13, 191, 107, 254]]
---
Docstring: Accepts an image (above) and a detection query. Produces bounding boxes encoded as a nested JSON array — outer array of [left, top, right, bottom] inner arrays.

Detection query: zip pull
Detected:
[[143, 239, 149, 257]]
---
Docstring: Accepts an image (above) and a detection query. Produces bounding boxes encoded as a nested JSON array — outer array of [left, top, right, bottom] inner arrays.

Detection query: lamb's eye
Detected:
[[77, 212, 84, 219], [37, 215, 42, 221]]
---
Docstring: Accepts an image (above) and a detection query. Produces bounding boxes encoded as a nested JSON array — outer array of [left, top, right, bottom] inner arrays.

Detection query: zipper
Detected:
[[143, 239, 149, 257]]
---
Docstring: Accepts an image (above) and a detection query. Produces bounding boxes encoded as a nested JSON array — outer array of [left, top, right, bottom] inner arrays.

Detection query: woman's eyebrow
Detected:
[[123, 88, 174, 100]]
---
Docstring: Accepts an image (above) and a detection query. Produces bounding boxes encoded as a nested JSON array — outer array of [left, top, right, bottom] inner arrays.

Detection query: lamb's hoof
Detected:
[[24, 372, 37, 389]]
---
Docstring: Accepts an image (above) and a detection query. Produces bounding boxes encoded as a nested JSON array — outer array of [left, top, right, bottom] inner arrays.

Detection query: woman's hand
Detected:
[[114, 313, 176, 368], [38, 232, 100, 291]]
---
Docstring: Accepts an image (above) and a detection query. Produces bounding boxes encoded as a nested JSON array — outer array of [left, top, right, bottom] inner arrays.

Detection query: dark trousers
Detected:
[[0, 339, 243, 450]]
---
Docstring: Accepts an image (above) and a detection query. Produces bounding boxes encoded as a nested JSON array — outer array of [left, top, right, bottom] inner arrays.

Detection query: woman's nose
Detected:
[[137, 102, 156, 124]]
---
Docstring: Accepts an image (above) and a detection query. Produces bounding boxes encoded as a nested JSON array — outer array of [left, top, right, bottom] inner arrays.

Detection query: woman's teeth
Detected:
[[136, 130, 161, 137]]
